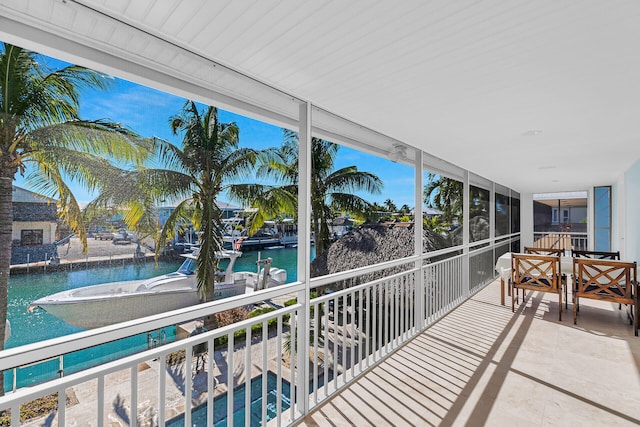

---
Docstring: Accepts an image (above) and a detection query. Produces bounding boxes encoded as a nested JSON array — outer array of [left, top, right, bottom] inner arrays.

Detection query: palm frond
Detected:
[[326, 168, 383, 195], [26, 162, 89, 251], [229, 184, 297, 234], [26, 120, 148, 164], [155, 199, 194, 258], [220, 147, 258, 181], [148, 137, 192, 173], [329, 193, 375, 215]]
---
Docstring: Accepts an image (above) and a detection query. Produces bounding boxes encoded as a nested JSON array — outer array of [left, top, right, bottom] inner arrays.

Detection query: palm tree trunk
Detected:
[[312, 205, 325, 256], [319, 210, 331, 254], [199, 195, 222, 331], [0, 171, 13, 396]]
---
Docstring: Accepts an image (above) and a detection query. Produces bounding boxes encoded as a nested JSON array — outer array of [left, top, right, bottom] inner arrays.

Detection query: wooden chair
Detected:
[[525, 247, 567, 307], [512, 254, 564, 320], [524, 247, 563, 256], [572, 250, 620, 260], [573, 259, 638, 336], [572, 251, 623, 311]]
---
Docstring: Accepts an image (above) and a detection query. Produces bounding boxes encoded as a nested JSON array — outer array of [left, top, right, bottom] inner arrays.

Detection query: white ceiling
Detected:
[[2, 0, 640, 193]]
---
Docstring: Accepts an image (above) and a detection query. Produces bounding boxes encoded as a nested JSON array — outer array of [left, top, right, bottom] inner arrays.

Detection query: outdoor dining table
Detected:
[[495, 252, 574, 306]]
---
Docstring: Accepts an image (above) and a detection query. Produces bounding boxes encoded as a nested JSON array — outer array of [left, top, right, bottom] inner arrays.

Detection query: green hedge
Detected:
[[213, 306, 289, 349], [211, 294, 319, 350]]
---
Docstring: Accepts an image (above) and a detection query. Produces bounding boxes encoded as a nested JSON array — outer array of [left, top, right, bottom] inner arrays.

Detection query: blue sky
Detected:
[[12, 47, 416, 208]]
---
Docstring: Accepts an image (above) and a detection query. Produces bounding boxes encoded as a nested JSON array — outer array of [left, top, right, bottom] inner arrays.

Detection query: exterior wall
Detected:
[[11, 220, 58, 264], [157, 207, 173, 226], [569, 206, 587, 232], [11, 221, 57, 244], [11, 189, 59, 265]]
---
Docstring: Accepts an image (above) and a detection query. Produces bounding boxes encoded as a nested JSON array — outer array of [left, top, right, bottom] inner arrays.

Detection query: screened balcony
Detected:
[[298, 279, 640, 426]]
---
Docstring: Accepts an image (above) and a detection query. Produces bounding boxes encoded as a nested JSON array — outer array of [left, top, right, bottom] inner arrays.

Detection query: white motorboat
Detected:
[[29, 249, 287, 329]]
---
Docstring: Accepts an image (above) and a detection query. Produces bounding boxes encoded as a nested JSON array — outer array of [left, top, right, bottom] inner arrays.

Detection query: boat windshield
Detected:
[[178, 258, 196, 275]]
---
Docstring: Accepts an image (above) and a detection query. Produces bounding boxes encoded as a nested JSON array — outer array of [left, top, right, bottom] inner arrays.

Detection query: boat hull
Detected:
[[31, 278, 251, 329], [30, 249, 287, 329], [35, 288, 201, 329]]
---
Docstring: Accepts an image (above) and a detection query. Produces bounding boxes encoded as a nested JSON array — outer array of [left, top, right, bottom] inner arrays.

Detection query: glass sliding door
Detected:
[[594, 186, 612, 251]]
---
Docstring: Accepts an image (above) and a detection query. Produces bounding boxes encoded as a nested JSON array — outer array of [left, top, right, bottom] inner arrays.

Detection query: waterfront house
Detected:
[[1, 2, 639, 426], [10, 186, 58, 265], [158, 200, 242, 248], [330, 216, 355, 238], [157, 201, 241, 227], [533, 191, 589, 250]]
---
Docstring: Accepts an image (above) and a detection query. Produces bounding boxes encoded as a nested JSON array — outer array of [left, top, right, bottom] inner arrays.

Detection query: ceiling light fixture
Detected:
[[522, 129, 543, 136], [388, 144, 407, 163]]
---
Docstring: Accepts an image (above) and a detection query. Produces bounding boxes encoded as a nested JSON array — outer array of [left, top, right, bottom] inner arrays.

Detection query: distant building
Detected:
[[331, 217, 355, 238], [157, 200, 241, 226], [157, 200, 243, 248], [424, 207, 443, 217], [533, 192, 588, 233], [11, 186, 58, 265]]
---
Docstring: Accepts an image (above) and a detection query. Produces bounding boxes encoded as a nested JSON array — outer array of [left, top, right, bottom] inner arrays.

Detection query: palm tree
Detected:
[[423, 173, 463, 226], [259, 130, 383, 256], [0, 43, 146, 383], [383, 199, 397, 213], [423, 215, 450, 236], [91, 101, 295, 309]]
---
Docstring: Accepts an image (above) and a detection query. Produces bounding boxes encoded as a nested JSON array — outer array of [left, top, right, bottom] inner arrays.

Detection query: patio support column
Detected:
[[587, 186, 595, 251], [414, 150, 425, 331], [521, 193, 534, 249], [296, 101, 312, 417], [490, 182, 496, 242], [463, 170, 470, 297]]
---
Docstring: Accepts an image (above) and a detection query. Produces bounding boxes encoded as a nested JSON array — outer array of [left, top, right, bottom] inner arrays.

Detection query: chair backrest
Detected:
[[512, 254, 561, 292], [571, 250, 620, 260], [573, 258, 636, 303], [524, 247, 563, 256]]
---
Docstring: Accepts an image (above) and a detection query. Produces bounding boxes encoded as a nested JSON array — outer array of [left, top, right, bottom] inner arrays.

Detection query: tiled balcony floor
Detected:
[[299, 279, 640, 426]]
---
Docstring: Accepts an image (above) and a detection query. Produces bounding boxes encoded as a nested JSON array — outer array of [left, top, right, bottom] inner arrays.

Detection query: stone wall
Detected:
[[11, 242, 55, 265], [13, 202, 58, 222]]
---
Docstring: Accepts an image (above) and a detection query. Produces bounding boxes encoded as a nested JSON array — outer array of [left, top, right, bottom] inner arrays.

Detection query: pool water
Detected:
[[166, 372, 291, 427]]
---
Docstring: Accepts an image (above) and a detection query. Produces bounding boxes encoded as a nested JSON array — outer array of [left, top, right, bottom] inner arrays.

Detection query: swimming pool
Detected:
[[167, 371, 291, 427]]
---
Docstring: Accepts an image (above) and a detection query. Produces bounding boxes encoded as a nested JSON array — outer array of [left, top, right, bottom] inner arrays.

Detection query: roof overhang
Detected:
[[2, 1, 639, 193]]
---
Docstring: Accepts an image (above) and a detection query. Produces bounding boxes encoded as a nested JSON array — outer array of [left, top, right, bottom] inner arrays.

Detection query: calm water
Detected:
[[5, 247, 306, 391]]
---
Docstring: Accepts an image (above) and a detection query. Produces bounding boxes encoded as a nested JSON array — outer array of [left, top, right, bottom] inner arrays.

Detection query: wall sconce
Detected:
[[388, 144, 407, 163]]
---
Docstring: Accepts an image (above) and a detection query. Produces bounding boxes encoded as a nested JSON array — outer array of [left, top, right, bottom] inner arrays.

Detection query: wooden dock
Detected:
[[9, 253, 159, 275]]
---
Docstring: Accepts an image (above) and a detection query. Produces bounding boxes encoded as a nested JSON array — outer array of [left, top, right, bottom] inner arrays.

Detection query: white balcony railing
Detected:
[[0, 241, 512, 426], [533, 232, 588, 251]]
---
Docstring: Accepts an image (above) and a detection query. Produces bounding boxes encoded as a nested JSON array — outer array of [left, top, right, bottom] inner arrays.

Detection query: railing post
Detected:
[[296, 101, 312, 418], [414, 150, 425, 331]]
